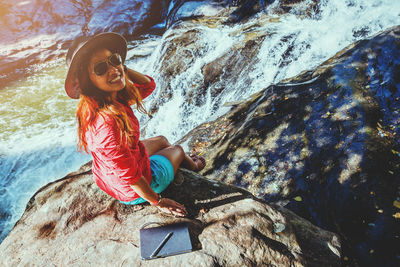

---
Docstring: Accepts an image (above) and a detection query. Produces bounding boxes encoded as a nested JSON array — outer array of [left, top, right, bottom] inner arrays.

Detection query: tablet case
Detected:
[[140, 222, 193, 260]]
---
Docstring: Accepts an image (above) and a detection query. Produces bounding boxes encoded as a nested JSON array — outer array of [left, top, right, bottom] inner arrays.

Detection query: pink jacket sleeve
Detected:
[[91, 116, 142, 185], [133, 75, 156, 99]]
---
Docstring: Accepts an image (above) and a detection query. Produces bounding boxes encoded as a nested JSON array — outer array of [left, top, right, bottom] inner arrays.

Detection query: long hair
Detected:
[[76, 52, 147, 153]]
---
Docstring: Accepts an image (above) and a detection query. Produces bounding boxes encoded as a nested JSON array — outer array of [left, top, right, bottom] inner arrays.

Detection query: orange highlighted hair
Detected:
[[76, 61, 146, 154]]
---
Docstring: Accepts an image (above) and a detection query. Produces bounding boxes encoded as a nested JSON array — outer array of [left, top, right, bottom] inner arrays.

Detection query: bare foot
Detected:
[[190, 154, 206, 172]]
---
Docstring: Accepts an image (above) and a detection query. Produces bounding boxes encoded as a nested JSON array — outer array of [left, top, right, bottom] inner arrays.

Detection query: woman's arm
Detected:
[[130, 176, 187, 217], [125, 67, 151, 84], [125, 66, 156, 99], [129, 176, 159, 202]]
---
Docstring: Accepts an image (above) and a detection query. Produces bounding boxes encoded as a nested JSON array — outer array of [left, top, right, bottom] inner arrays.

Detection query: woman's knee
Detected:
[[154, 144, 185, 161], [172, 144, 185, 154], [170, 145, 185, 161], [157, 135, 170, 147], [154, 145, 185, 173]]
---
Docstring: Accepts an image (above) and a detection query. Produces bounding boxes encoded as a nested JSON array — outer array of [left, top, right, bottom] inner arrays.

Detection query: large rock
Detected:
[[0, 0, 164, 89], [145, 0, 319, 115], [178, 26, 400, 266], [147, 10, 270, 115], [2, 0, 268, 89], [0, 163, 340, 266]]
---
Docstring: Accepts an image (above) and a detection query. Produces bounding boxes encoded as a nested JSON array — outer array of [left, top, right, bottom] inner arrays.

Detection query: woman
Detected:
[[64, 32, 205, 217]]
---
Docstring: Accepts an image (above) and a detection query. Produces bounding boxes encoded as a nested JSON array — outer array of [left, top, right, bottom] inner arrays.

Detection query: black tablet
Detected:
[[140, 222, 193, 260]]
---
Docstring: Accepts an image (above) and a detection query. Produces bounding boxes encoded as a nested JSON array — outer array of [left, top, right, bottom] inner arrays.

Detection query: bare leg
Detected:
[[154, 145, 204, 174], [142, 135, 170, 156]]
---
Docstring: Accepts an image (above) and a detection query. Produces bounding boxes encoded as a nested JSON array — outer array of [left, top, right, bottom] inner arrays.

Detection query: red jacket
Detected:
[[86, 76, 156, 202]]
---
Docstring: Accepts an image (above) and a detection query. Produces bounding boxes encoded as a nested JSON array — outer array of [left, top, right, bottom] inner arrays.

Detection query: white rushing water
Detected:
[[142, 0, 400, 142], [1, 0, 399, 241]]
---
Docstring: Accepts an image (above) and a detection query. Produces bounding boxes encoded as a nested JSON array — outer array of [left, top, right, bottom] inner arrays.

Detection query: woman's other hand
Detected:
[[156, 198, 187, 217]]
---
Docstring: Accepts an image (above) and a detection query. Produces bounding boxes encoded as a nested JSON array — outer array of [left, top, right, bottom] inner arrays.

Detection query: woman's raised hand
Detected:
[[156, 198, 187, 217]]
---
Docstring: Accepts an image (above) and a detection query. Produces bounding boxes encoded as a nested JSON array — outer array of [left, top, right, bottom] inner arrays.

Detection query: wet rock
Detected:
[[165, 0, 227, 29], [87, 1, 159, 37], [0, 164, 340, 266], [0, 0, 247, 89], [202, 33, 266, 98], [178, 26, 400, 266], [147, 26, 206, 111], [0, 0, 162, 46], [0, 0, 162, 89], [149, 13, 271, 114], [146, 0, 321, 121], [226, 0, 320, 23]]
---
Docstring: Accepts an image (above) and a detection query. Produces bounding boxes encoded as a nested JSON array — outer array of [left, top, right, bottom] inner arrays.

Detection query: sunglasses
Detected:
[[93, 53, 123, 76]]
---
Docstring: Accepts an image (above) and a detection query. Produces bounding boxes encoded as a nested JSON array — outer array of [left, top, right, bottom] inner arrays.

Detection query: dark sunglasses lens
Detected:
[[109, 53, 122, 66], [94, 62, 108, 76]]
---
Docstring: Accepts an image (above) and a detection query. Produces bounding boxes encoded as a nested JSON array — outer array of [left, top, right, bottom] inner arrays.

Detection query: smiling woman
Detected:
[[88, 50, 127, 95], [65, 32, 206, 217]]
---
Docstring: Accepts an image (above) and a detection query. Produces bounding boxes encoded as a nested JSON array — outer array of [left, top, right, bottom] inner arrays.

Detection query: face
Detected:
[[88, 48, 126, 97]]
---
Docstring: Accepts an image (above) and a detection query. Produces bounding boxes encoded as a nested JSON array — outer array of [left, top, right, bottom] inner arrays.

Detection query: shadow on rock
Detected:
[[0, 164, 340, 266], [178, 26, 400, 266]]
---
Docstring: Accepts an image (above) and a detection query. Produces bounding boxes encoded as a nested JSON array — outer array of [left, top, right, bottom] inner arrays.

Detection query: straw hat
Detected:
[[64, 32, 127, 99]]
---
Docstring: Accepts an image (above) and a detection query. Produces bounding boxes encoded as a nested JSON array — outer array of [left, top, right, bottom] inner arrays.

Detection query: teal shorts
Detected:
[[119, 155, 174, 205]]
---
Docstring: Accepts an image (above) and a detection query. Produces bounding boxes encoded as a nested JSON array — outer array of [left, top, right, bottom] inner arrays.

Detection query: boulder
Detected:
[[178, 26, 400, 266], [0, 163, 340, 266], [146, 0, 320, 118], [147, 10, 270, 115]]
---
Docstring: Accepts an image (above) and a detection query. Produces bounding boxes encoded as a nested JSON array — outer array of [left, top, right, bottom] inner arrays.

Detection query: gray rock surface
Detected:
[[0, 163, 340, 266], [178, 26, 400, 266]]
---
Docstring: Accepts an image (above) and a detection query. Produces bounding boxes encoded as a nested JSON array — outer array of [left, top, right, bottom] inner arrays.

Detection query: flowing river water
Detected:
[[0, 0, 399, 242]]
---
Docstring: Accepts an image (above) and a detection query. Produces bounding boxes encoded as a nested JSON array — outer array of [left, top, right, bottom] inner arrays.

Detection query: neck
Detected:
[[110, 92, 118, 101]]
